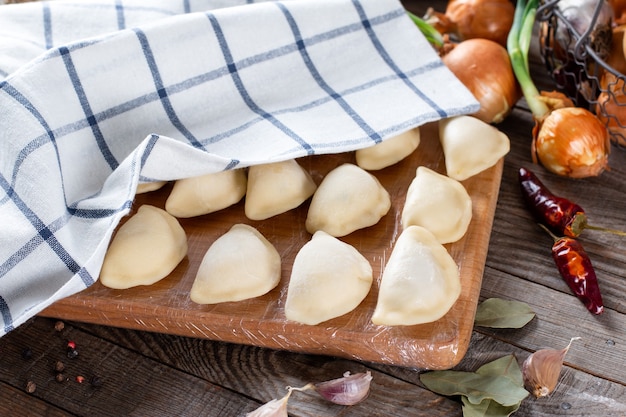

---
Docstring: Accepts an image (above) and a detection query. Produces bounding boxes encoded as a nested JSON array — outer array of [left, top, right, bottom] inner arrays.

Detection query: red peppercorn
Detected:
[[67, 341, 76, 350], [75, 375, 85, 384]]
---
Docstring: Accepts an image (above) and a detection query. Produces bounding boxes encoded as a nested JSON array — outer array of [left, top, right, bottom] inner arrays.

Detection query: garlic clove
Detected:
[[314, 371, 373, 406], [246, 390, 292, 417], [522, 337, 581, 398]]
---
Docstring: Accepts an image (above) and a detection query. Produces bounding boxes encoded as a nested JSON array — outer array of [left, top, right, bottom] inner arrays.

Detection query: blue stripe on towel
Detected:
[[277, 3, 382, 145], [59, 46, 120, 171], [351, 0, 447, 118], [115, 0, 126, 30], [133, 28, 204, 149], [206, 12, 314, 155], [0, 174, 89, 285], [43, 2, 53, 49]]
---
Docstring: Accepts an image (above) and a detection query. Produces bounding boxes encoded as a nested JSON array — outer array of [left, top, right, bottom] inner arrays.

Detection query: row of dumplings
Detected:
[[100, 115, 510, 326]]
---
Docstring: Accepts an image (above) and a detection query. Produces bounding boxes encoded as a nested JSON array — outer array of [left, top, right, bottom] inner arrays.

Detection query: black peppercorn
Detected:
[[21, 347, 33, 360], [54, 360, 65, 373], [90, 375, 103, 387]]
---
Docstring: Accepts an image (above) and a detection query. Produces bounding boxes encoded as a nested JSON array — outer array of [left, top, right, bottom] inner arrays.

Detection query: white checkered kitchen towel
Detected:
[[0, 0, 479, 336]]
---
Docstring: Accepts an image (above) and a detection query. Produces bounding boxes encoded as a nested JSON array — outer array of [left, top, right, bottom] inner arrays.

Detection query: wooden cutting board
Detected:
[[40, 121, 503, 370]]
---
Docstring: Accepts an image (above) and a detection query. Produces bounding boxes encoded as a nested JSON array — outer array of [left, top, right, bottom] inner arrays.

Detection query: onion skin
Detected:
[[596, 72, 626, 146], [533, 107, 611, 178], [609, 0, 626, 24], [443, 0, 515, 47], [443, 38, 521, 124]]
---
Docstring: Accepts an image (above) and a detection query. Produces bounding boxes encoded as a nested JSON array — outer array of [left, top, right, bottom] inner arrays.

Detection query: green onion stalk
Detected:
[[407, 11, 444, 49], [507, 0, 551, 119]]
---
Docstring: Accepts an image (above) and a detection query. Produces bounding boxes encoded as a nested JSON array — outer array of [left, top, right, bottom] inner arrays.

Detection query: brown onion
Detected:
[[533, 107, 611, 178], [443, 38, 521, 124], [609, 0, 626, 24], [427, 0, 515, 47]]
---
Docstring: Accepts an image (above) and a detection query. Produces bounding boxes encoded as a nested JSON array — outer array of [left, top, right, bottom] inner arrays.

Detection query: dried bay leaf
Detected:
[[461, 396, 521, 417], [474, 298, 535, 328], [419, 370, 529, 407], [476, 354, 524, 387], [421, 355, 529, 416]]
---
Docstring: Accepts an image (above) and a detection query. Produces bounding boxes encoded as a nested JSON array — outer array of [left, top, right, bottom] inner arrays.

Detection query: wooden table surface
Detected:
[[1, 1, 626, 416]]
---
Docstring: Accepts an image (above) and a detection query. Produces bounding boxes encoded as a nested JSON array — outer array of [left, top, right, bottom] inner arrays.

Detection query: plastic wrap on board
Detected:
[[41, 123, 503, 370]]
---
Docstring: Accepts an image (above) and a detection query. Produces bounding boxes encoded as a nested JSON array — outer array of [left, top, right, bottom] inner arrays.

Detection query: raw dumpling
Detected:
[[136, 180, 167, 194], [100, 205, 188, 289], [401, 166, 472, 244], [439, 115, 510, 181], [165, 169, 247, 218], [371, 225, 461, 326], [305, 163, 391, 237], [245, 159, 317, 220], [190, 224, 281, 304], [356, 127, 420, 170], [284, 231, 373, 325]]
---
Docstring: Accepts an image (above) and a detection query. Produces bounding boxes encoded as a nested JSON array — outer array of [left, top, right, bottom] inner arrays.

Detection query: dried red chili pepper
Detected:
[[518, 167, 626, 238], [540, 224, 604, 315]]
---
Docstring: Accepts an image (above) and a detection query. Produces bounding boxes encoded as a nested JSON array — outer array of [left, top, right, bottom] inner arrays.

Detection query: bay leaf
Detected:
[[476, 354, 524, 387], [420, 370, 529, 406], [462, 396, 521, 417], [474, 298, 535, 328]]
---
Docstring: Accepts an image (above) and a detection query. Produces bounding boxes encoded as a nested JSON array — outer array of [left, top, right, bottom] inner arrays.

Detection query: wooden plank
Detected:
[[0, 383, 73, 417], [0, 317, 268, 416], [69, 319, 465, 416], [40, 121, 503, 370], [1, 317, 466, 417]]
